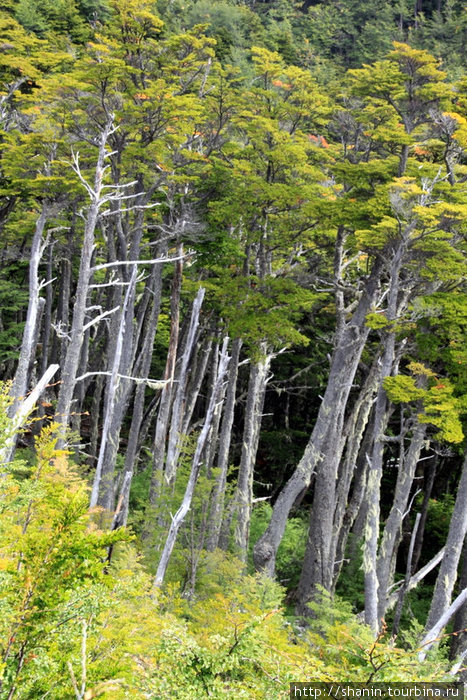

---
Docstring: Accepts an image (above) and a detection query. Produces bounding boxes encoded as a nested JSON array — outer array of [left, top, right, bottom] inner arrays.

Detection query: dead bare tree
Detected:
[[154, 334, 230, 587]]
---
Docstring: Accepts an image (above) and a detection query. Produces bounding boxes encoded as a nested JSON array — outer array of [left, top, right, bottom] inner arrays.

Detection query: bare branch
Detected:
[[91, 254, 185, 273], [82, 306, 119, 332]]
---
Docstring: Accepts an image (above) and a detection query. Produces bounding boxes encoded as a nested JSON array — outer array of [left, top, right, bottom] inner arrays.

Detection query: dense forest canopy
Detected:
[[0, 0, 466, 697]]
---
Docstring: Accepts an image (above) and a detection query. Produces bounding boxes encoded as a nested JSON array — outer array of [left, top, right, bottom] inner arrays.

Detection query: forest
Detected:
[[0, 0, 466, 697]]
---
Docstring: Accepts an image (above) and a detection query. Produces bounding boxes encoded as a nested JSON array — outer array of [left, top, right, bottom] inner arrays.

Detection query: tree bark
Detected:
[[234, 347, 271, 563], [116, 253, 165, 527], [164, 286, 205, 486], [411, 455, 437, 574], [450, 538, 467, 660], [376, 419, 428, 620], [419, 587, 467, 662], [253, 257, 383, 576], [90, 266, 137, 508], [147, 251, 184, 510], [332, 422, 372, 590], [10, 204, 49, 415], [330, 356, 381, 589], [425, 451, 467, 631], [206, 337, 242, 551]]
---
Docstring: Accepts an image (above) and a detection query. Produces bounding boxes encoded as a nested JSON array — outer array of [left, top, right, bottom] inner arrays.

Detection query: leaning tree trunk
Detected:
[[154, 335, 229, 587], [364, 233, 408, 633], [253, 257, 384, 576], [295, 398, 348, 615], [94, 203, 155, 510], [39, 241, 54, 378], [145, 286, 204, 540], [450, 538, 467, 660], [411, 455, 437, 574], [425, 450, 467, 631], [363, 338, 395, 633], [332, 421, 372, 591], [329, 355, 381, 590]]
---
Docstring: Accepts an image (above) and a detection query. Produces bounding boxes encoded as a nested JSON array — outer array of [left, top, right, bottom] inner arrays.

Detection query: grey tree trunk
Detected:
[[10, 204, 49, 415], [363, 233, 408, 633], [253, 258, 383, 576], [363, 341, 395, 633], [234, 348, 271, 563], [376, 419, 428, 620], [89, 373, 104, 466], [385, 547, 445, 613], [90, 267, 137, 508], [181, 335, 214, 437], [206, 337, 242, 551], [450, 538, 467, 660], [0, 364, 59, 465], [164, 287, 205, 485], [419, 587, 467, 662], [329, 356, 381, 589], [425, 451, 467, 631], [411, 456, 437, 574], [116, 255, 165, 527], [392, 512, 422, 635], [295, 402, 348, 614], [52, 255, 72, 370], [154, 335, 229, 587], [56, 119, 115, 433], [147, 252, 183, 510], [332, 424, 372, 590], [40, 242, 54, 378]]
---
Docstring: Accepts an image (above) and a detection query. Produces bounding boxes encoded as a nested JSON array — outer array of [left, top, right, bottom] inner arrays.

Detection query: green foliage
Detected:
[[0, 402, 129, 697], [384, 367, 464, 443], [304, 0, 400, 68], [0, 269, 28, 364], [306, 588, 449, 681], [0, 4, 465, 693], [14, 0, 109, 41]]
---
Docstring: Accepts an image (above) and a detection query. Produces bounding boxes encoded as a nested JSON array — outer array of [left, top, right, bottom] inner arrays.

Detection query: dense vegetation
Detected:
[[0, 0, 466, 696]]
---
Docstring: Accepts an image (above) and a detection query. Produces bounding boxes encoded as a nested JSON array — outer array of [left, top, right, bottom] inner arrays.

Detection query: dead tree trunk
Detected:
[[147, 252, 184, 510], [56, 118, 116, 433], [164, 287, 206, 486], [234, 348, 271, 563], [0, 365, 59, 465], [10, 204, 49, 415], [419, 587, 467, 662], [206, 337, 242, 551], [90, 266, 137, 508], [154, 335, 229, 587], [116, 254, 165, 527]]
